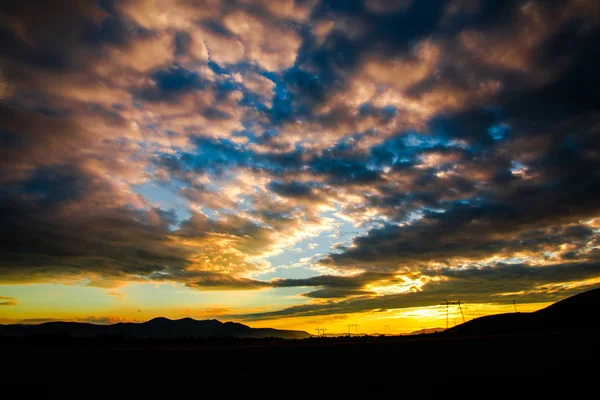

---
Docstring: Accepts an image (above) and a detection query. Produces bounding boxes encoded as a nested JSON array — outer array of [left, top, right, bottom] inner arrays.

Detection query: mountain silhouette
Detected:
[[444, 288, 600, 336], [0, 317, 310, 339], [410, 327, 445, 335]]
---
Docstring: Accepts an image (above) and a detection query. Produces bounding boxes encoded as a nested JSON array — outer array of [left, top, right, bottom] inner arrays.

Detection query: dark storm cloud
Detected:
[[0, 0, 121, 69], [301, 288, 374, 298], [308, 150, 381, 185], [273, 272, 393, 289], [0, 175, 187, 285], [431, 261, 600, 285], [268, 181, 317, 199], [21, 166, 88, 208], [501, 17, 600, 125], [184, 273, 270, 290], [272, 272, 396, 298], [301, 0, 447, 79], [428, 108, 497, 148], [135, 67, 209, 102]]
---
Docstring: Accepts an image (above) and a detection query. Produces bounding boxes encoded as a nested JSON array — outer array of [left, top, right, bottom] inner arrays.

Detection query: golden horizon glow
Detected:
[[0, 277, 587, 334], [0, 299, 552, 335]]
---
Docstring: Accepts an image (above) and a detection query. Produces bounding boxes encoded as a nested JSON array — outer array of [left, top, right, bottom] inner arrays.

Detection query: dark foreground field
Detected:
[[2, 330, 598, 395]]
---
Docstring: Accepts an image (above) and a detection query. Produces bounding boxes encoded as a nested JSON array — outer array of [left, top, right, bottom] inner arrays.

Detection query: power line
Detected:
[[315, 327, 327, 337]]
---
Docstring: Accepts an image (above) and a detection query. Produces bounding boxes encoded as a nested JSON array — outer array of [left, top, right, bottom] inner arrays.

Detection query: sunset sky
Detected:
[[1, 0, 599, 334]]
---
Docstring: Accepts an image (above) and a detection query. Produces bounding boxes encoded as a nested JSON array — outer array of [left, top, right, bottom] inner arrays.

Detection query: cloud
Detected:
[[12, 316, 127, 324], [0, 296, 18, 306], [241, 72, 275, 102], [16, 318, 62, 324], [117, 0, 305, 71], [236, 260, 600, 320], [268, 181, 317, 200], [0, 0, 599, 320], [362, 0, 414, 15], [223, 11, 302, 71], [75, 316, 128, 325]]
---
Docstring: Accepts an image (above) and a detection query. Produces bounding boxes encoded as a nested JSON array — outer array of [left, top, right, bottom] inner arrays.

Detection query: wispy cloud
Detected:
[[0, 296, 18, 306]]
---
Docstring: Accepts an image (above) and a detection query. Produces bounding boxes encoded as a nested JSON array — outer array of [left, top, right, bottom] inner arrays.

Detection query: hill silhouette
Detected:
[[410, 327, 445, 335], [0, 317, 310, 339], [445, 287, 600, 337]]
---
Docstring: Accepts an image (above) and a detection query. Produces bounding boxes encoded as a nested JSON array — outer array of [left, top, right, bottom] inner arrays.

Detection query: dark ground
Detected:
[[2, 330, 598, 396]]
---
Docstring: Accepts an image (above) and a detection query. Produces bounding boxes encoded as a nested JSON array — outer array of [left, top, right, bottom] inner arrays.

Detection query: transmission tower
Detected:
[[513, 299, 518, 313], [443, 300, 450, 329], [457, 300, 465, 323], [441, 300, 466, 329]]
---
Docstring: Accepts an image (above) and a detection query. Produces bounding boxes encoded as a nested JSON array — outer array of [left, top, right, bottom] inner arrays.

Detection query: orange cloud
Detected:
[[0, 296, 18, 306]]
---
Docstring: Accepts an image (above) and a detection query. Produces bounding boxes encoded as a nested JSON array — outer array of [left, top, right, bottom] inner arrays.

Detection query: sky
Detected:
[[1, 0, 599, 334]]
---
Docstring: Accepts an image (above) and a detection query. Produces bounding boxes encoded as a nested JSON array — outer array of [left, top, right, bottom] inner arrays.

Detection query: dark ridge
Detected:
[[0, 317, 310, 339], [444, 287, 600, 337]]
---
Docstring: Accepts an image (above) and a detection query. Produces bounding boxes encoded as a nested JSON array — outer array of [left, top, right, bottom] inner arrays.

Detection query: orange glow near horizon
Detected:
[[0, 301, 552, 335], [0, 280, 554, 334]]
